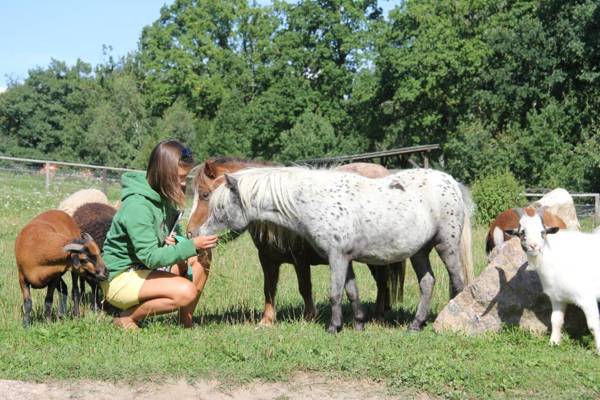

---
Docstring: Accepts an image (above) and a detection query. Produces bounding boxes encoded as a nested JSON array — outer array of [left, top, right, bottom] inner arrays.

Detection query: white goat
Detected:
[[506, 207, 600, 354], [58, 189, 109, 216]]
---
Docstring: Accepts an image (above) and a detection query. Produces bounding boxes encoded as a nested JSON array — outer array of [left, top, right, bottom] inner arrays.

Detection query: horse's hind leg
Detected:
[[258, 251, 281, 326], [293, 261, 316, 321], [368, 264, 389, 320], [434, 240, 464, 298], [328, 253, 351, 333], [345, 262, 366, 331], [409, 249, 435, 331]]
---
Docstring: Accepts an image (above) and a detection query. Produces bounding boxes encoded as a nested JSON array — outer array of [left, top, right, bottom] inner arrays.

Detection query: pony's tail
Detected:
[[459, 183, 475, 286], [388, 260, 406, 304]]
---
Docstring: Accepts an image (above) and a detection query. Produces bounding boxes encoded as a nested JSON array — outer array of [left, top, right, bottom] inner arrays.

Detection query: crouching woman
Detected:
[[101, 140, 218, 329]]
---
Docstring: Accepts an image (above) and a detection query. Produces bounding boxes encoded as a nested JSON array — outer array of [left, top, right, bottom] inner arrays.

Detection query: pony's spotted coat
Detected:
[[201, 167, 474, 332]]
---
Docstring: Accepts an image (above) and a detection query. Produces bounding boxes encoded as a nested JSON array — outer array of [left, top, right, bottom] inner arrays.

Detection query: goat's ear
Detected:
[[504, 228, 520, 237], [545, 226, 560, 235], [224, 174, 239, 194], [204, 161, 217, 179]]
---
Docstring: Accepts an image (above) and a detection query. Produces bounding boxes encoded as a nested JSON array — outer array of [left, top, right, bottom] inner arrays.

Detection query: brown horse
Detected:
[[186, 157, 405, 325], [486, 206, 567, 254]]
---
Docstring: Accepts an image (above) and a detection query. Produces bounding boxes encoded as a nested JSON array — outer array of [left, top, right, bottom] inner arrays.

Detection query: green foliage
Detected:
[[472, 171, 525, 226], [1, 0, 600, 192], [277, 111, 338, 162]]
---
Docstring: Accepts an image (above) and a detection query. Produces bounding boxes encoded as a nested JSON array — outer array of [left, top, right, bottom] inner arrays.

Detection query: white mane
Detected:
[[209, 167, 315, 221]]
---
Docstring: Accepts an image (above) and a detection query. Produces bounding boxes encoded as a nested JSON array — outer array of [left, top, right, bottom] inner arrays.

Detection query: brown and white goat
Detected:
[[485, 206, 567, 255], [15, 210, 108, 327]]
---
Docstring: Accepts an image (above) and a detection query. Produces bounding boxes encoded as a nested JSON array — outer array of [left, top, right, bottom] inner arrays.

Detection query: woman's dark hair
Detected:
[[146, 140, 194, 207]]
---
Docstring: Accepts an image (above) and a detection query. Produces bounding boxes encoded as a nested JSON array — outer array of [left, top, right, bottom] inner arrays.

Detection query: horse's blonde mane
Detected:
[[210, 167, 311, 221]]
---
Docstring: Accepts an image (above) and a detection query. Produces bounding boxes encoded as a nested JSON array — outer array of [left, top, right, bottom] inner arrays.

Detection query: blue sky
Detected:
[[0, 1, 398, 92], [0, 0, 174, 90]]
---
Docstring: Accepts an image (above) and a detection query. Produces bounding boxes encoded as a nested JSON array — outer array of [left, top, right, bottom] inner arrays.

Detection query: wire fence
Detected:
[[0, 156, 142, 195], [2, 155, 599, 224], [522, 189, 600, 225]]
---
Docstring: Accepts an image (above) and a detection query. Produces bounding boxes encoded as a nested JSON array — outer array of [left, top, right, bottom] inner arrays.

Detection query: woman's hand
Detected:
[[193, 235, 218, 250], [164, 235, 177, 246]]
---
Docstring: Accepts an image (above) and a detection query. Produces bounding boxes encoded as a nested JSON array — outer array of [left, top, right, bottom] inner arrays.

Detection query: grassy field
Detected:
[[0, 170, 598, 399]]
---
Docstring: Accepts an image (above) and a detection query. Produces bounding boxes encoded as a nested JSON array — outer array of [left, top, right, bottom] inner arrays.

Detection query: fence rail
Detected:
[[522, 191, 600, 225], [0, 155, 143, 193]]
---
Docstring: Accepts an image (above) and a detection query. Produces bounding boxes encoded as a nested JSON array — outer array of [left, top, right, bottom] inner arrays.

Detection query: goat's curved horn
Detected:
[[82, 232, 94, 242], [63, 243, 85, 253]]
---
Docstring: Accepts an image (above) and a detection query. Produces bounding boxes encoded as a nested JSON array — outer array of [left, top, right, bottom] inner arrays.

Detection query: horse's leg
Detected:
[[434, 239, 464, 299], [71, 270, 80, 317], [292, 261, 316, 321], [368, 264, 388, 320], [345, 262, 366, 330], [328, 253, 350, 334], [409, 249, 435, 331], [258, 251, 281, 326]]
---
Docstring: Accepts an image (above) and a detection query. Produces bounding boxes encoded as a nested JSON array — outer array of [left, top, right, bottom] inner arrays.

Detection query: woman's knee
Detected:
[[173, 280, 198, 306]]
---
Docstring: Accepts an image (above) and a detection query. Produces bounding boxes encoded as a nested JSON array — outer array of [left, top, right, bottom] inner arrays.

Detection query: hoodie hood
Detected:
[[120, 172, 162, 203]]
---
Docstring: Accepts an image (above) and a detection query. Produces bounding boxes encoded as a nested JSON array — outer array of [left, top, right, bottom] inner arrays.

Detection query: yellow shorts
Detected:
[[100, 269, 152, 310]]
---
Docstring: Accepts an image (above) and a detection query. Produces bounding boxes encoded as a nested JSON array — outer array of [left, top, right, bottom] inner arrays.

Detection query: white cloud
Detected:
[[0, 85, 6, 93]]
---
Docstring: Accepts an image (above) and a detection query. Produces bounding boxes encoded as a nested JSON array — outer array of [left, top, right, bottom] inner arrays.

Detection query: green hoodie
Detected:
[[102, 172, 197, 281]]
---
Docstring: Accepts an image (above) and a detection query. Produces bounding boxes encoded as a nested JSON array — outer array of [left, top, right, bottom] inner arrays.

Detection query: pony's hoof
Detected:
[[327, 325, 341, 334], [354, 321, 365, 331], [408, 321, 424, 331], [303, 308, 317, 321]]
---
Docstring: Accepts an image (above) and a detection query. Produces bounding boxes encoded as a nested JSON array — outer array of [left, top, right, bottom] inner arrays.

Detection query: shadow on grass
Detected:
[[193, 301, 433, 330]]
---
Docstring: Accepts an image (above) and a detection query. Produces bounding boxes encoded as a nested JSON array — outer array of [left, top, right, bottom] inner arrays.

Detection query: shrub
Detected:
[[471, 171, 525, 226]]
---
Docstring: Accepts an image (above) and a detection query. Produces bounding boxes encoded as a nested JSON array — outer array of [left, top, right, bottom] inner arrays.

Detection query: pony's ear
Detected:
[[544, 226, 560, 235], [204, 161, 217, 179], [224, 174, 239, 194]]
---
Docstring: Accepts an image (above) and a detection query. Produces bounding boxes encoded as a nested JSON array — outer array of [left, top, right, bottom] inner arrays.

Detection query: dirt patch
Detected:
[[1, 372, 437, 399]]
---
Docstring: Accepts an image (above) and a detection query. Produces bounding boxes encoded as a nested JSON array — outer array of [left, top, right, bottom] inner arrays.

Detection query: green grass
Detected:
[[0, 170, 599, 399]]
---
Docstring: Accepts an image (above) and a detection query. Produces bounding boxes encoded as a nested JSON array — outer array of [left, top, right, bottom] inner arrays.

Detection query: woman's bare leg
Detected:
[[114, 270, 198, 329], [170, 256, 211, 326]]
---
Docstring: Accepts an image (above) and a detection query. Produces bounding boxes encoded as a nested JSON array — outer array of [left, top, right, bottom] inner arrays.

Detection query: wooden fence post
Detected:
[[595, 194, 599, 226], [102, 169, 108, 194], [45, 162, 50, 192]]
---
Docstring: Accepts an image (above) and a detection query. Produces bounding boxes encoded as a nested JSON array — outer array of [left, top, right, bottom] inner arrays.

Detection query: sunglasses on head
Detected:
[[180, 147, 193, 163]]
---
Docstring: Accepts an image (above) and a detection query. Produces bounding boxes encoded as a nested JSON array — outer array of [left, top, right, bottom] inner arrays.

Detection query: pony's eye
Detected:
[[200, 192, 210, 201]]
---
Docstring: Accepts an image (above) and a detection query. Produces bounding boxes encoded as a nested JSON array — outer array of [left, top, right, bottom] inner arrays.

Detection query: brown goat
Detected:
[[72, 202, 117, 311], [485, 206, 567, 254], [15, 210, 108, 327]]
